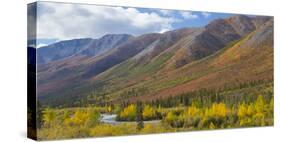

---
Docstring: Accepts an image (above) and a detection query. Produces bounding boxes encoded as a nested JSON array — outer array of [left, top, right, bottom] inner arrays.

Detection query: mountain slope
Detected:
[[38, 34, 133, 64], [77, 34, 133, 57], [89, 15, 265, 95], [37, 15, 273, 107], [38, 38, 93, 64], [37, 33, 161, 100], [90, 16, 273, 103], [128, 17, 273, 102]]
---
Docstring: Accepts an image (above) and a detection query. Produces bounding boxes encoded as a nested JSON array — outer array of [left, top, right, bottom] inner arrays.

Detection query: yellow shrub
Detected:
[[253, 112, 265, 126], [72, 110, 89, 126], [119, 104, 136, 120], [206, 103, 227, 118], [246, 104, 255, 116], [165, 111, 177, 122], [43, 108, 56, 127], [255, 95, 265, 113], [209, 122, 216, 129], [239, 118, 253, 126], [143, 105, 156, 120], [238, 103, 248, 118], [185, 105, 200, 117], [238, 103, 255, 118], [63, 109, 100, 127]]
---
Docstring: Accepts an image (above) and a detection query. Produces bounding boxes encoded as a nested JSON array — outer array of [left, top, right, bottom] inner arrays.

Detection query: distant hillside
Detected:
[[38, 38, 93, 64], [38, 34, 133, 64]]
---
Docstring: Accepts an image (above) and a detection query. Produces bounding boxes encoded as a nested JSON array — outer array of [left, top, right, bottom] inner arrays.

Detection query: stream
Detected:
[[100, 114, 161, 125]]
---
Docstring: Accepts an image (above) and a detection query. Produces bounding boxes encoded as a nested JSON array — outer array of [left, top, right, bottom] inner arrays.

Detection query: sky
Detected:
[[32, 2, 235, 47]]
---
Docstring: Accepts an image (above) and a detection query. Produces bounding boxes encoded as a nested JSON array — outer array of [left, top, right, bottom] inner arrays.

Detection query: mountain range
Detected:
[[36, 15, 274, 107]]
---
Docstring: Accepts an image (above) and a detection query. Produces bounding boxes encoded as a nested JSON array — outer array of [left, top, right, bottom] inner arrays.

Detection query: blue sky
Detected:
[[138, 8, 233, 29], [33, 2, 234, 47]]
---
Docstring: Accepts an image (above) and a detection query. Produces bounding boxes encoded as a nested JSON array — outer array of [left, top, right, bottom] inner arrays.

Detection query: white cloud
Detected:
[[159, 9, 172, 16], [159, 28, 170, 33], [202, 12, 211, 18], [36, 2, 179, 40], [179, 11, 198, 19], [37, 43, 47, 48]]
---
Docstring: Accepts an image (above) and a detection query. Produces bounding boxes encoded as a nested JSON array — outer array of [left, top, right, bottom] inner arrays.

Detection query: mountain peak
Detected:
[[76, 33, 134, 57], [37, 38, 93, 64], [100, 33, 133, 39], [226, 15, 255, 35]]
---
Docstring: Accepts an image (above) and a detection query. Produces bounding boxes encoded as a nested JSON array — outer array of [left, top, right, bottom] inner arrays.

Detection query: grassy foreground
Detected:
[[37, 93, 273, 140]]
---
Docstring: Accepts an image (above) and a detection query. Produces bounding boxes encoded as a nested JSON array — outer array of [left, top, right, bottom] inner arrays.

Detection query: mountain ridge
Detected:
[[38, 34, 134, 64], [36, 15, 274, 107]]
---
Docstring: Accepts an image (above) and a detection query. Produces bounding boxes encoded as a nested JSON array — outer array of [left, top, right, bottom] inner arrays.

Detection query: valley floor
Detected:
[[36, 81, 273, 140]]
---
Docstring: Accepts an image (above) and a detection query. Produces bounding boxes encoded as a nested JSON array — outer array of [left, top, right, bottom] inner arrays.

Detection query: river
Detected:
[[100, 114, 161, 125]]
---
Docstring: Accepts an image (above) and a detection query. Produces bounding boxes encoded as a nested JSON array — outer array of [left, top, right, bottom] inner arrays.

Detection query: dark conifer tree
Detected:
[[136, 101, 144, 131]]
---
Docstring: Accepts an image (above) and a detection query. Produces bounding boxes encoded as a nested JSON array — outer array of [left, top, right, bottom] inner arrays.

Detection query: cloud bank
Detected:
[[37, 2, 180, 40], [36, 2, 218, 41], [180, 11, 199, 19]]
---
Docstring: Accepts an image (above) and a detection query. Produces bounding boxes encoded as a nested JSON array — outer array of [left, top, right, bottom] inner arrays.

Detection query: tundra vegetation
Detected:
[[37, 81, 273, 140]]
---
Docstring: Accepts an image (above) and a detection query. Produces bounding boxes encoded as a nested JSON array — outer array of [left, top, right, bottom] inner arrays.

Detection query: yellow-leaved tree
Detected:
[[142, 105, 156, 120], [185, 105, 200, 117], [42, 108, 56, 127], [255, 95, 265, 113], [207, 103, 227, 118], [120, 104, 136, 121]]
